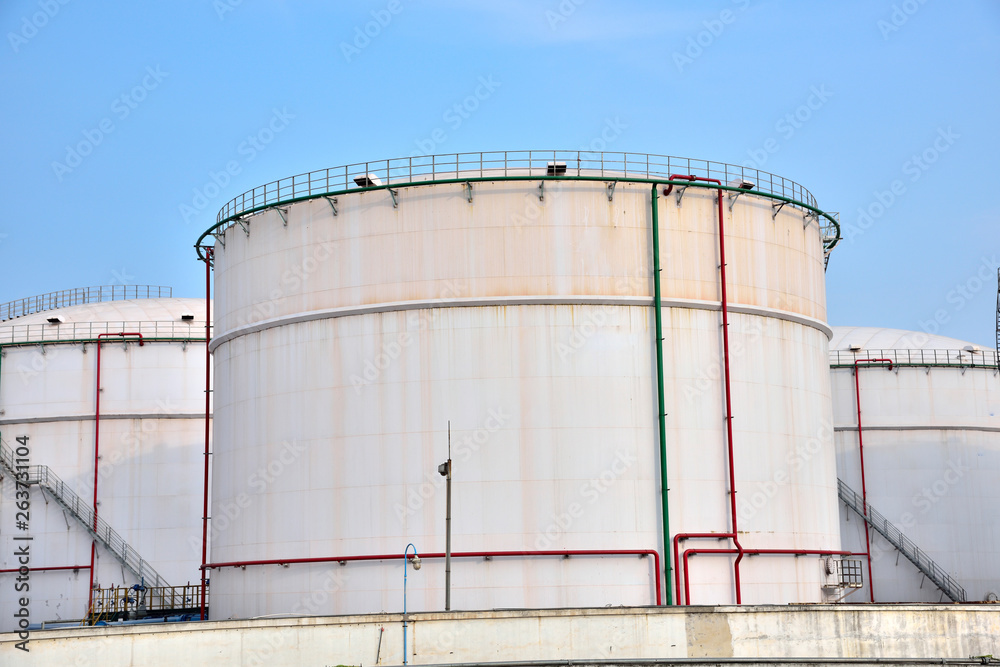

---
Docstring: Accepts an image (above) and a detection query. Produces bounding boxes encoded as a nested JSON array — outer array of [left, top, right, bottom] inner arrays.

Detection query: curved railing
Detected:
[[0, 285, 173, 322], [196, 150, 841, 260], [830, 348, 999, 370]]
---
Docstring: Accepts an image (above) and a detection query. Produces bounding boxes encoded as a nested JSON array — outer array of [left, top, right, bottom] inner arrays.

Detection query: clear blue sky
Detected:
[[2, 1, 998, 345]]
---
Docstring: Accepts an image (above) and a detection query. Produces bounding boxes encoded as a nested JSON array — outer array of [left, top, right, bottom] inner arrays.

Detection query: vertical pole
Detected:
[[445, 421, 452, 611], [650, 184, 673, 605]]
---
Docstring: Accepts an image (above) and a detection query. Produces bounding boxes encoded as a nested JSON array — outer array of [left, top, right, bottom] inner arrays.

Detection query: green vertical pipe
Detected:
[[650, 184, 672, 605]]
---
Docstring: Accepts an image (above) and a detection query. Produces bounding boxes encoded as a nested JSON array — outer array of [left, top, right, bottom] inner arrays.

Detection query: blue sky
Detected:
[[2, 0, 998, 345]]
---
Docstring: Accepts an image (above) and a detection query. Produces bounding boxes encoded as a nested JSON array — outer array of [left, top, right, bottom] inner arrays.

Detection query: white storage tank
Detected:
[[200, 151, 845, 619], [830, 326, 1000, 603], [0, 290, 210, 629]]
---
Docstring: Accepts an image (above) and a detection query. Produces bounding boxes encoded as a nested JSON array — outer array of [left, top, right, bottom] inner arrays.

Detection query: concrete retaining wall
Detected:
[[2, 605, 998, 666]]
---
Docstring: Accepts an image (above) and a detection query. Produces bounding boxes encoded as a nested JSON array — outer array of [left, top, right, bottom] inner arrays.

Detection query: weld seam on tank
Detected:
[[207, 298, 833, 353]]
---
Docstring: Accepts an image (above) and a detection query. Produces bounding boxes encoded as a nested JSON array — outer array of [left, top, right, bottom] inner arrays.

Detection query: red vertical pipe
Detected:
[[664, 175, 743, 604], [200, 247, 213, 620], [853, 358, 892, 603], [89, 332, 143, 615]]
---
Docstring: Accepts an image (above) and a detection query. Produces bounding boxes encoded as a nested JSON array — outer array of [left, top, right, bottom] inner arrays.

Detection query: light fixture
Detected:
[[728, 177, 755, 190], [403, 542, 421, 665], [546, 161, 567, 176], [353, 173, 382, 187], [181, 313, 195, 321], [848, 344, 862, 352], [47, 316, 64, 325]]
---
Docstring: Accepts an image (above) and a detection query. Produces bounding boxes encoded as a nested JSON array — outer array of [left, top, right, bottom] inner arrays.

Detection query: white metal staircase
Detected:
[[1, 435, 169, 588], [838, 477, 965, 602]]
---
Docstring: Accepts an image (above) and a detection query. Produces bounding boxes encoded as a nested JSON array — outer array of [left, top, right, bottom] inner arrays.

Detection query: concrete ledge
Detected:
[[2, 605, 997, 666]]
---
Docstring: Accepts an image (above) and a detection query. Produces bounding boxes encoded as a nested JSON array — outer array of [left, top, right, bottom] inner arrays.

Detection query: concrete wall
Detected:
[[2, 605, 998, 666]]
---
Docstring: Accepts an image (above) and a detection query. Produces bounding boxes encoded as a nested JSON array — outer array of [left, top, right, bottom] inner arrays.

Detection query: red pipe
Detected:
[[672, 532, 735, 605], [200, 247, 213, 621], [203, 549, 662, 605], [680, 548, 865, 605], [0, 565, 91, 574], [853, 358, 892, 603], [663, 175, 744, 604], [89, 332, 143, 615]]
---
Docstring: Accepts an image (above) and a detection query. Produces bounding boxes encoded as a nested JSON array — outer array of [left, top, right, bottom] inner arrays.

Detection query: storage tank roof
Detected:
[[0, 297, 209, 328], [830, 326, 987, 351]]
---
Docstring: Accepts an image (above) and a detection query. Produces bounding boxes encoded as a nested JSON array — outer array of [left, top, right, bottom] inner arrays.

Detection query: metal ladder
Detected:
[[837, 477, 965, 602], [0, 436, 169, 588]]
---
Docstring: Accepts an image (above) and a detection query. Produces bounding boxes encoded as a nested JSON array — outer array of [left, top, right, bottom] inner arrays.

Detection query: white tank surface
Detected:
[[830, 326, 1000, 603], [0, 290, 210, 630], [199, 151, 845, 619]]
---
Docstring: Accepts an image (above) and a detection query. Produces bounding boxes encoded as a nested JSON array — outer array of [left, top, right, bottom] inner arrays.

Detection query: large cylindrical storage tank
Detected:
[[830, 327, 1000, 603], [0, 293, 210, 629], [203, 152, 843, 620]]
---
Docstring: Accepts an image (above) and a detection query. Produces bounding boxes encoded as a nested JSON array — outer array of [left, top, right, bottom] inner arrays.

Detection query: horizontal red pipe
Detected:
[[680, 548, 866, 605], [204, 549, 662, 605], [0, 565, 91, 574]]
